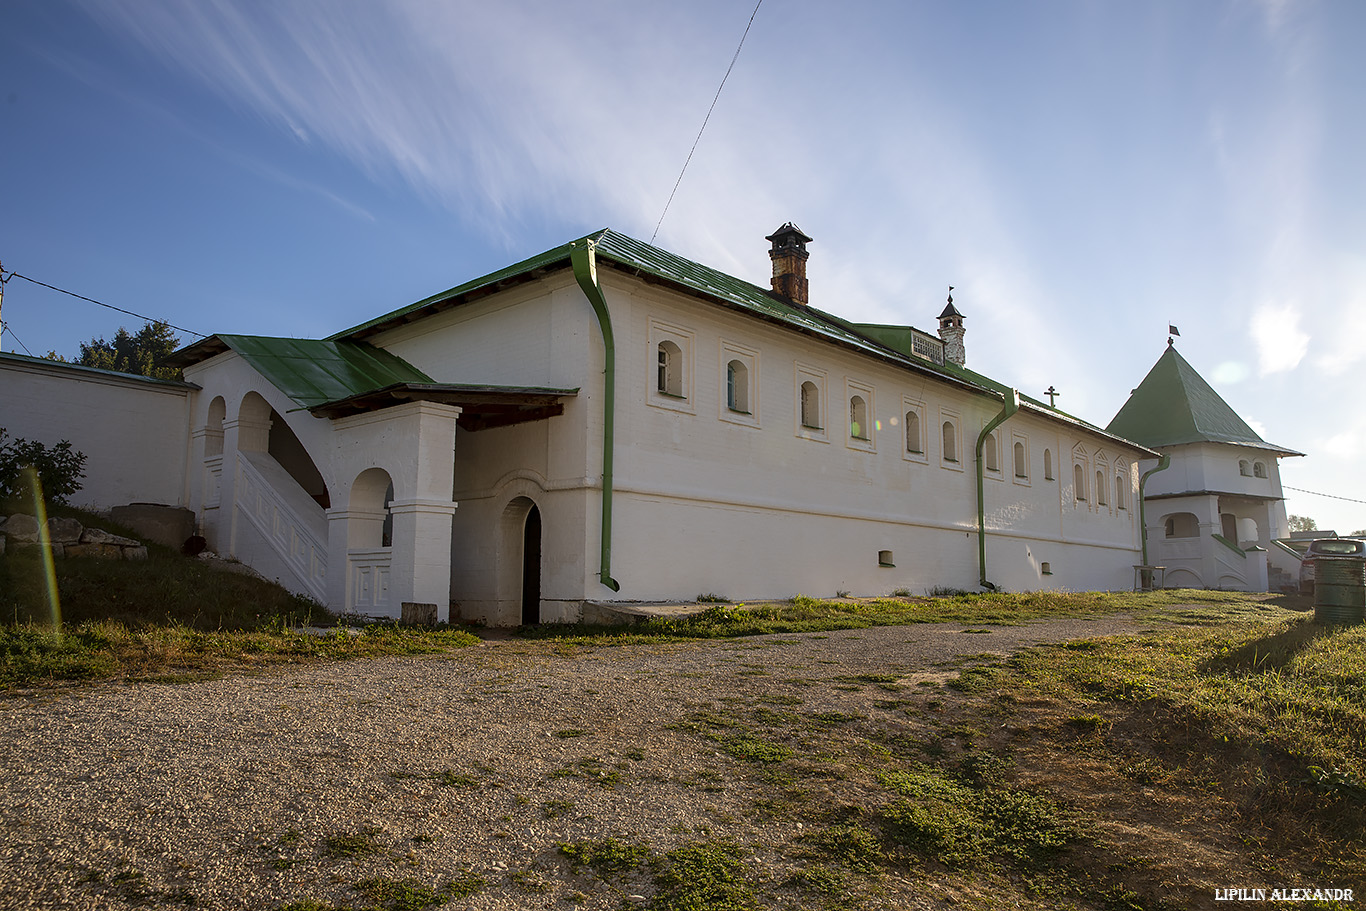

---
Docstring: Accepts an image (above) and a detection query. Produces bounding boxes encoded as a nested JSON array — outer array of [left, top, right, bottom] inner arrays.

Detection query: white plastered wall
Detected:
[[323, 264, 1148, 623], [0, 355, 193, 510]]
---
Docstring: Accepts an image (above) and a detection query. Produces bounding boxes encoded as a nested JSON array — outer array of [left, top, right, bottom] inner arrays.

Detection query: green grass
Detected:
[[516, 589, 1306, 645], [1011, 616, 1366, 785], [0, 524, 480, 688]]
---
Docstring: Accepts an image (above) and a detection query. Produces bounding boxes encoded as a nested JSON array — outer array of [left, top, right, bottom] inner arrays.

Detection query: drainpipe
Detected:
[[569, 240, 621, 592], [1138, 453, 1171, 567], [976, 389, 1020, 591]]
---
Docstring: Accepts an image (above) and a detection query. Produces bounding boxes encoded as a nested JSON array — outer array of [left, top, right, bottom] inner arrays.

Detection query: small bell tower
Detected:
[[938, 287, 966, 366]]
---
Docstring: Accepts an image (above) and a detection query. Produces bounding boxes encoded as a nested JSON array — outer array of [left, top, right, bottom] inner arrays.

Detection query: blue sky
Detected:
[[2, 0, 1364, 532]]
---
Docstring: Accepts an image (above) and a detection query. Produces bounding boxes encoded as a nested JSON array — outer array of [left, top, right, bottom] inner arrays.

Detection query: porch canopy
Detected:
[[169, 334, 576, 430]]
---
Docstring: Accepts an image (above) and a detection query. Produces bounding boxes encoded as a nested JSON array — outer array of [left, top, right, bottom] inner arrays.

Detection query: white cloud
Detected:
[[1250, 301, 1309, 375]]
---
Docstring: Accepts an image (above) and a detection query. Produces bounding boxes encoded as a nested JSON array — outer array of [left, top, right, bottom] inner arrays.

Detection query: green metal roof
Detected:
[[1105, 344, 1300, 455], [326, 228, 1154, 454], [175, 335, 435, 410], [330, 228, 993, 389]]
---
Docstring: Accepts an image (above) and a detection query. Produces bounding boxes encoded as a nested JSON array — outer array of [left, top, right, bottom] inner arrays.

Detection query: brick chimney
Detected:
[[766, 223, 812, 305], [938, 288, 966, 366]]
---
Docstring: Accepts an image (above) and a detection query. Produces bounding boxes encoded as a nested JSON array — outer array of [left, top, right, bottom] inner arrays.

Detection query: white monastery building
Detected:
[[3, 227, 1162, 624]]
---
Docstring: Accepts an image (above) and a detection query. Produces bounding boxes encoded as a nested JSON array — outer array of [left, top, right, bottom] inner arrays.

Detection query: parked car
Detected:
[[1299, 537, 1366, 595]]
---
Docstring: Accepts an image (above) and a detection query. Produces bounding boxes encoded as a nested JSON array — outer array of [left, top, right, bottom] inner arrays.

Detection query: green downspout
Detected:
[[570, 240, 621, 591], [976, 389, 1020, 591], [1138, 453, 1171, 567]]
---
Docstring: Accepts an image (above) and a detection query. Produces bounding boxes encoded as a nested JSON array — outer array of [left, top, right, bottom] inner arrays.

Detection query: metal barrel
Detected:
[[1314, 556, 1366, 625]]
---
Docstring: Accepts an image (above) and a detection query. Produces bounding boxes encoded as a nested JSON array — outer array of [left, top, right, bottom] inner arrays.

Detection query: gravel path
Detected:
[[0, 616, 1147, 910]]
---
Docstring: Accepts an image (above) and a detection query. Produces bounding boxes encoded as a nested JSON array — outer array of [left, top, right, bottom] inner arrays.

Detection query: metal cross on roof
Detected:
[[1045, 386, 1060, 407]]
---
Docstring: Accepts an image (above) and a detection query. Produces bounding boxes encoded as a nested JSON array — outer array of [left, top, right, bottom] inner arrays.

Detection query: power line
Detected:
[[1, 321, 35, 356], [3, 271, 207, 339], [650, 0, 764, 244], [1284, 486, 1366, 506]]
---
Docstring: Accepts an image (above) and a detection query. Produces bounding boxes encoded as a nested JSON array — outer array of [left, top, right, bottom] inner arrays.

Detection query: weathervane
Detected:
[[1168, 324, 1180, 347]]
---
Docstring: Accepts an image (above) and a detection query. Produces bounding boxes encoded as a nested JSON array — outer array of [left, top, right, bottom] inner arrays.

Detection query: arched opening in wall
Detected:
[[1096, 469, 1107, 506], [1073, 464, 1086, 502], [1164, 512, 1199, 538], [1239, 460, 1251, 477], [1166, 568, 1201, 588], [1253, 461, 1267, 478], [499, 496, 542, 626], [350, 468, 394, 549], [1115, 475, 1126, 509], [237, 391, 273, 451], [268, 407, 330, 508], [850, 395, 868, 440], [1044, 449, 1054, 481], [1014, 441, 1026, 478], [205, 397, 225, 457], [522, 504, 542, 625], [657, 341, 683, 397], [800, 381, 821, 429], [905, 411, 921, 453], [726, 360, 749, 413], [983, 432, 999, 472], [1221, 513, 1238, 542], [942, 421, 957, 462], [1237, 516, 1259, 544]]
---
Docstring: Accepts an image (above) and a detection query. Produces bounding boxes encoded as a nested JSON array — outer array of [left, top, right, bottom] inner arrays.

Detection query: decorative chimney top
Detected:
[[766, 222, 812, 305], [937, 286, 966, 366]]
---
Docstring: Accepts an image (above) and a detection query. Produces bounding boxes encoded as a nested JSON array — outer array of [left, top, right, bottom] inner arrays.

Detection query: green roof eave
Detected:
[[168, 334, 434, 411], [0, 350, 199, 390]]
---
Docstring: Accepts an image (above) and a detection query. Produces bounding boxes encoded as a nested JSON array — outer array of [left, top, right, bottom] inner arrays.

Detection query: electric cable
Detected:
[[651, 0, 764, 244], [1283, 486, 1366, 506], [6, 272, 206, 338]]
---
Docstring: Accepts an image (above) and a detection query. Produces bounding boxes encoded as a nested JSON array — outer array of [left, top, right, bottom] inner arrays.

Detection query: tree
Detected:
[[75, 321, 181, 380], [1288, 515, 1318, 533]]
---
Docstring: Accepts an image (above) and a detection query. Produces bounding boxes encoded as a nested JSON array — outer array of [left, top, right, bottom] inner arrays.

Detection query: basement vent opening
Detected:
[[878, 550, 894, 567]]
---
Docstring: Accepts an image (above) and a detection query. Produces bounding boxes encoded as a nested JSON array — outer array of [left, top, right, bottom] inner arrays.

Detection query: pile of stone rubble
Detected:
[[0, 514, 148, 561]]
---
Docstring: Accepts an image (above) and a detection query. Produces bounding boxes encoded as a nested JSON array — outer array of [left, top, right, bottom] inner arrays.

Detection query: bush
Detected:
[[0, 427, 87, 506]]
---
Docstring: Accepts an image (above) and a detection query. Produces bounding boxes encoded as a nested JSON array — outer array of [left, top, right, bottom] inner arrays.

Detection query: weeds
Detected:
[[321, 829, 384, 860], [558, 837, 652, 877]]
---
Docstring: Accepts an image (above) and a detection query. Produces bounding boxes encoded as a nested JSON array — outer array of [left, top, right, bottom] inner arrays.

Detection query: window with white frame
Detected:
[[902, 398, 926, 463], [1013, 440, 1028, 479], [1115, 474, 1126, 509], [648, 319, 694, 413], [982, 431, 1000, 473], [850, 396, 869, 439], [719, 340, 758, 426], [795, 363, 827, 440], [727, 360, 748, 411], [1239, 459, 1251, 477], [1253, 461, 1267, 478], [1073, 463, 1086, 502], [940, 410, 962, 469], [801, 382, 821, 427], [846, 378, 876, 450], [1096, 468, 1107, 506]]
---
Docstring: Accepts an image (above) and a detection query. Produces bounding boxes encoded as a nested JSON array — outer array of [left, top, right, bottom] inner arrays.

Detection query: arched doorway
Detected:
[[521, 505, 542, 625]]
